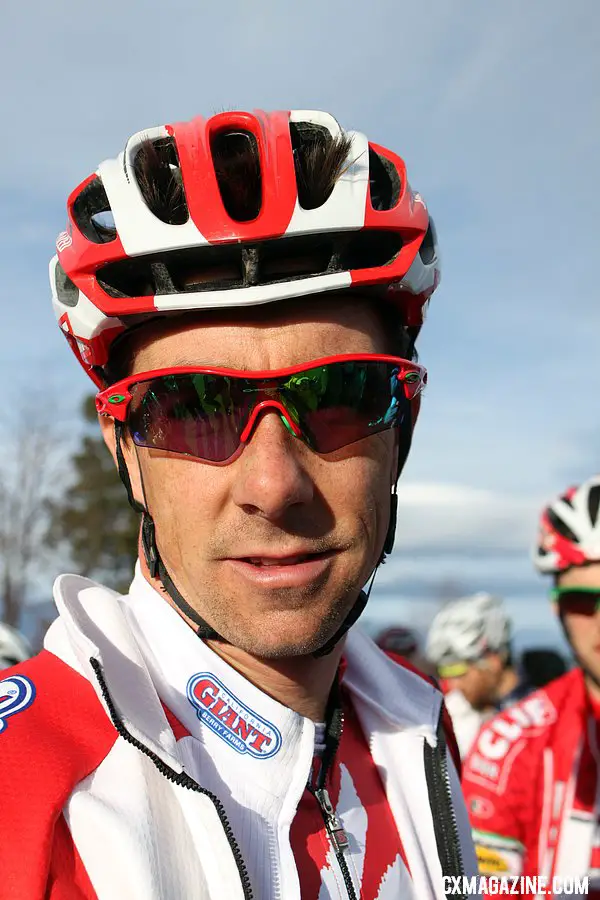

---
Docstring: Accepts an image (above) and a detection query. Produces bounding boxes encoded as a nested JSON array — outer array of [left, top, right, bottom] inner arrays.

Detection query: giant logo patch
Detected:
[[0, 675, 35, 734], [187, 673, 282, 759]]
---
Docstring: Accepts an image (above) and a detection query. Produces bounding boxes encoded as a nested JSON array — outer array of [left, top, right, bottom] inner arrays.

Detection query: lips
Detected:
[[225, 550, 336, 588], [245, 554, 313, 567]]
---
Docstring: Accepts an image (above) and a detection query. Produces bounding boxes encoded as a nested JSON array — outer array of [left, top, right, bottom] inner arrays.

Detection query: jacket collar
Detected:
[[343, 627, 441, 744], [51, 565, 441, 760]]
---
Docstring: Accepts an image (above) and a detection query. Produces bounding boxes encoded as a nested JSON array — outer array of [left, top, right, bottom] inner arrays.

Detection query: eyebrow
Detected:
[[152, 358, 220, 369]]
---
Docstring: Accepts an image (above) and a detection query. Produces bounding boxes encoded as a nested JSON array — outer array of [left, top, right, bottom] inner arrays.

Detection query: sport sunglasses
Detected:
[[96, 354, 427, 464], [552, 586, 600, 616]]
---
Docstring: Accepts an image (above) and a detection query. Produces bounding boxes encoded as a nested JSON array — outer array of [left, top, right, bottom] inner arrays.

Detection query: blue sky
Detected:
[[2, 0, 599, 652]]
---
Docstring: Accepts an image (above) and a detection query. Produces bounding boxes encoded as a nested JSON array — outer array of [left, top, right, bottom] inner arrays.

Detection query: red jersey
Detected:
[[462, 667, 600, 896]]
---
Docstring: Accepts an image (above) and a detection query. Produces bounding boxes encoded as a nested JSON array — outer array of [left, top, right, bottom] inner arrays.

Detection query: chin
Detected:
[[221, 613, 344, 660]]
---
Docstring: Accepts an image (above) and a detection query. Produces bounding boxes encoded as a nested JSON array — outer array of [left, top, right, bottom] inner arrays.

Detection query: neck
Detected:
[[206, 640, 343, 721], [497, 666, 519, 700]]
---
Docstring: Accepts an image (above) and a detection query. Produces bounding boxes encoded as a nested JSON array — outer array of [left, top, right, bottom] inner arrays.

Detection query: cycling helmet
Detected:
[[376, 626, 418, 657], [50, 109, 441, 657], [0, 623, 32, 669], [426, 593, 511, 677], [50, 109, 440, 388], [533, 476, 600, 575]]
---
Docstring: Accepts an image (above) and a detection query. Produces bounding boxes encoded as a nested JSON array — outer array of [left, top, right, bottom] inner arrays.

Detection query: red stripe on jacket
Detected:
[[0, 650, 118, 899]]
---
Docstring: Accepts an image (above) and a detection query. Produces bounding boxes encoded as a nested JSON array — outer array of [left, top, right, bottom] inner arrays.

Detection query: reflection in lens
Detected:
[[125, 360, 418, 461], [284, 361, 410, 454], [129, 374, 250, 461]]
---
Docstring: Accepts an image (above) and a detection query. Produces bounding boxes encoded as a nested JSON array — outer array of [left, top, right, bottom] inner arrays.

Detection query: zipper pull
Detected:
[[315, 787, 350, 854]]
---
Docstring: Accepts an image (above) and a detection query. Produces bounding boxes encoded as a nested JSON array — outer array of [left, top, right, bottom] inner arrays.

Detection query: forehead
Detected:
[[130, 295, 390, 374], [558, 562, 600, 589]]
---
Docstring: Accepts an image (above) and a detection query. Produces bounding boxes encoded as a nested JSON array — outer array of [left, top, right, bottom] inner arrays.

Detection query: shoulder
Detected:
[[0, 652, 114, 896], [0, 649, 117, 778], [463, 668, 581, 796]]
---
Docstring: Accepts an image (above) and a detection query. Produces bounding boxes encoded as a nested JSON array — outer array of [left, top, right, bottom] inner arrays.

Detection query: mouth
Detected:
[[241, 552, 329, 567], [225, 550, 337, 588]]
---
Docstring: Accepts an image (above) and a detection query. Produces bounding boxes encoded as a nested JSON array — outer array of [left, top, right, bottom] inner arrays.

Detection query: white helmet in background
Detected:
[[0, 623, 32, 669], [426, 593, 511, 677]]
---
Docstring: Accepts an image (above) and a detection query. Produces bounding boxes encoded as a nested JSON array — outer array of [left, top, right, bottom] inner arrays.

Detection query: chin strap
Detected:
[[115, 415, 409, 656], [140, 511, 221, 639], [115, 422, 222, 639]]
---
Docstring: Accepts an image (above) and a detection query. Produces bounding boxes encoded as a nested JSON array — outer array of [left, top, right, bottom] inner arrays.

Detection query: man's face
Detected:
[[557, 563, 600, 682], [105, 297, 400, 658], [448, 654, 503, 710]]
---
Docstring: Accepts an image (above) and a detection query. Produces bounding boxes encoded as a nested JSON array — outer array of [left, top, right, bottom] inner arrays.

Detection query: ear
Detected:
[[98, 415, 145, 508]]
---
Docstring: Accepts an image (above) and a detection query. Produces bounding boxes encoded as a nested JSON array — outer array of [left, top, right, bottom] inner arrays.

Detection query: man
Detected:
[[426, 593, 528, 757], [0, 110, 477, 898], [462, 476, 600, 894]]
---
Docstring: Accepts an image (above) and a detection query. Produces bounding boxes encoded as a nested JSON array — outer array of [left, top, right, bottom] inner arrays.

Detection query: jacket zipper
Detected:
[[90, 657, 254, 900], [306, 677, 358, 900], [424, 704, 466, 900]]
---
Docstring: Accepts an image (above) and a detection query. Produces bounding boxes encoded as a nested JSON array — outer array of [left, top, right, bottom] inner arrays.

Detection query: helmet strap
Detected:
[[382, 491, 398, 557], [114, 422, 219, 638], [114, 422, 145, 515]]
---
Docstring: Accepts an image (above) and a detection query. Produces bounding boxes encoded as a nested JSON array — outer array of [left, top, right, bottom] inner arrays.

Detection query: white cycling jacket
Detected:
[[0, 566, 478, 899]]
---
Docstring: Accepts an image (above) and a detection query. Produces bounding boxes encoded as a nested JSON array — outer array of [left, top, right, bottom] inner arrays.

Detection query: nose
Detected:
[[231, 410, 314, 520]]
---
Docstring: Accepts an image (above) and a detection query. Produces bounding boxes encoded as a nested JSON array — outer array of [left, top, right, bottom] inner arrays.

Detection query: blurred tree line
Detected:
[[0, 396, 138, 627], [46, 397, 139, 593]]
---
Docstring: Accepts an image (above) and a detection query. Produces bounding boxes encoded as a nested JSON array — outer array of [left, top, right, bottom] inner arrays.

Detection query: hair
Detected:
[[102, 126, 414, 385], [133, 125, 354, 225]]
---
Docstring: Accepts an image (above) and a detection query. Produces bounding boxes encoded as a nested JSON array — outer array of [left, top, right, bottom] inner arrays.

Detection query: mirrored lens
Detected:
[[126, 360, 414, 461], [556, 590, 600, 616], [282, 361, 410, 453], [129, 373, 250, 461]]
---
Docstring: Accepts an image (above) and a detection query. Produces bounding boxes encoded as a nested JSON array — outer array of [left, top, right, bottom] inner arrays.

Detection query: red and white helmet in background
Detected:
[[533, 476, 600, 575], [49, 109, 440, 387]]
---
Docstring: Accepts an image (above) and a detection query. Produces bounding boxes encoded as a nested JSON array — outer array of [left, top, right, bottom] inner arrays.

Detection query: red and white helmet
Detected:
[[50, 109, 440, 387], [533, 476, 600, 575]]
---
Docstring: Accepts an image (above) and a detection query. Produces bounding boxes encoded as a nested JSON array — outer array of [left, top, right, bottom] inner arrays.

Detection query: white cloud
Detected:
[[392, 481, 538, 553], [369, 480, 540, 601]]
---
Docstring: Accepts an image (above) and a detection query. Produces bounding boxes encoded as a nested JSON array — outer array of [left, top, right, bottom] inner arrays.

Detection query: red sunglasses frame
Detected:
[[96, 354, 428, 427]]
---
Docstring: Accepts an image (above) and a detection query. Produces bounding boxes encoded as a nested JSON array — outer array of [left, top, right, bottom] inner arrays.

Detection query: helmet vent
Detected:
[[210, 130, 262, 222], [54, 260, 79, 307], [547, 508, 578, 544], [588, 485, 600, 526], [72, 177, 117, 244], [340, 231, 402, 271], [419, 220, 437, 265], [290, 122, 352, 210], [369, 148, 401, 211], [96, 230, 403, 299], [133, 138, 189, 226]]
